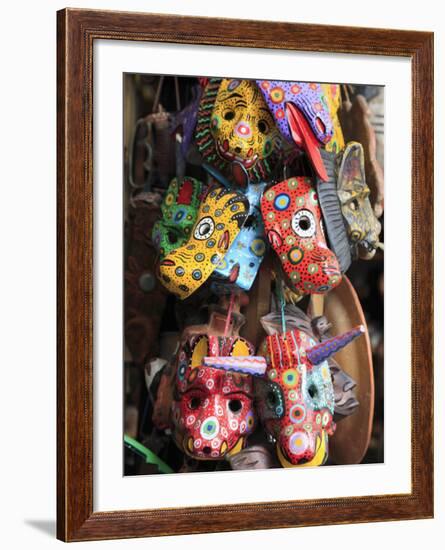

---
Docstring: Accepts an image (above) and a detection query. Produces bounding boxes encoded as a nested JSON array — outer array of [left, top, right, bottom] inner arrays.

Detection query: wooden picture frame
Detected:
[[57, 8, 434, 542]]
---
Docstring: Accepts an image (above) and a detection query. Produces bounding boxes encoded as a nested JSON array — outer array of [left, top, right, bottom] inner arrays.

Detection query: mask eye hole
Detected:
[[224, 110, 235, 121], [168, 231, 178, 244], [349, 199, 360, 211], [266, 391, 277, 408], [264, 382, 285, 419], [308, 384, 318, 399], [228, 399, 243, 413], [189, 397, 202, 410], [194, 216, 215, 240], [292, 209, 316, 238], [258, 120, 269, 134]]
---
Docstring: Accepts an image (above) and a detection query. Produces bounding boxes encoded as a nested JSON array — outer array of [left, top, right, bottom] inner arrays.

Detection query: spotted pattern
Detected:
[[258, 329, 336, 467], [152, 177, 203, 259], [256, 80, 333, 145], [158, 185, 249, 299], [171, 334, 256, 460], [195, 78, 282, 183], [261, 177, 342, 294], [211, 182, 268, 292]]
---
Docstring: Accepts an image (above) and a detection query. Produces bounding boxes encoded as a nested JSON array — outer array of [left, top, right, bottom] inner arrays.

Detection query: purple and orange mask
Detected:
[[257, 80, 334, 181]]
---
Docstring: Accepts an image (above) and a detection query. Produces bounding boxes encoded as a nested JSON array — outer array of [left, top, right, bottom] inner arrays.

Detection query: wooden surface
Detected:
[[321, 276, 375, 464], [57, 8, 434, 542]]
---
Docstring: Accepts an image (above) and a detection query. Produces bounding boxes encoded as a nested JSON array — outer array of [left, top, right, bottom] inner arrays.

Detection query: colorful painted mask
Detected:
[[171, 334, 261, 460], [158, 184, 249, 299], [195, 79, 282, 182], [257, 80, 335, 181], [320, 83, 345, 154], [170, 84, 202, 160], [261, 177, 342, 294], [257, 325, 364, 467], [257, 80, 333, 145], [315, 148, 352, 273], [211, 182, 268, 292], [336, 142, 382, 259], [152, 177, 203, 259]]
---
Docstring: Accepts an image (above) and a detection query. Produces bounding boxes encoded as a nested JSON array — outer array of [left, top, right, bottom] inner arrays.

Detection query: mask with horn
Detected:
[[171, 334, 266, 460], [257, 325, 364, 467]]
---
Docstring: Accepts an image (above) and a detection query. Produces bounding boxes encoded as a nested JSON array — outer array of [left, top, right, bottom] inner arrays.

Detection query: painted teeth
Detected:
[[216, 140, 258, 168]]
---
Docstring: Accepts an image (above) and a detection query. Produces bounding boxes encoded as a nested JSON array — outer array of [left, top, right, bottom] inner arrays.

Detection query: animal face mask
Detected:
[[158, 185, 249, 299], [195, 79, 282, 182], [337, 142, 382, 259], [152, 177, 203, 259], [171, 335, 258, 460], [212, 182, 268, 292], [258, 325, 364, 467], [261, 177, 342, 294], [320, 83, 345, 154], [257, 80, 333, 145]]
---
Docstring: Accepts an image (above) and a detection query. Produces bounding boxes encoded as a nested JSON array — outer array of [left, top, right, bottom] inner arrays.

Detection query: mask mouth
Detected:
[[160, 258, 175, 267], [218, 229, 230, 251], [276, 441, 311, 467], [182, 435, 230, 460], [277, 430, 328, 468], [216, 139, 259, 169], [322, 264, 341, 278]]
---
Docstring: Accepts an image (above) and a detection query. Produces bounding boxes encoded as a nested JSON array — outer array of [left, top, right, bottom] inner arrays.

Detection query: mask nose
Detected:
[[234, 120, 252, 140], [319, 248, 341, 278], [279, 429, 314, 465]]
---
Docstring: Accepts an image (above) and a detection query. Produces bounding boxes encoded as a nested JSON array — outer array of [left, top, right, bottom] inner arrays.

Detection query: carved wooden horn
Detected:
[[306, 325, 365, 365]]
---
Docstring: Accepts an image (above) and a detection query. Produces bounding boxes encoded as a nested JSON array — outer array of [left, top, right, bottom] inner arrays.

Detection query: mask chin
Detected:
[[277, 431, 328, 468]]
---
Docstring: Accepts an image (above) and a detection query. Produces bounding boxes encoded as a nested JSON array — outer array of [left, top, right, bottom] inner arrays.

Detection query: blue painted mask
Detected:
[[211, 182, 268, 292]]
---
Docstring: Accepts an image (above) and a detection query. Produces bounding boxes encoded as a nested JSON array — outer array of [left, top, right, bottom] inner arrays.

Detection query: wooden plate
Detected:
[[310, 275, 375, 464]]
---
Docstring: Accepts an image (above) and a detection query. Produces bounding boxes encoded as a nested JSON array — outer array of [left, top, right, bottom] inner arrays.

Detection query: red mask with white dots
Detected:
[[261, 177, 342, 294], [171, 334, 261, 460], [257, 325, 364, 467]]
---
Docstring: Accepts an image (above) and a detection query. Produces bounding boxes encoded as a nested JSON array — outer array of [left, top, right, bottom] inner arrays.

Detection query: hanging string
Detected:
[[153, 76, 164, 112], [274, 277, 287, 337], [224, 291, 236, 338], [280, 281, 287, 337]]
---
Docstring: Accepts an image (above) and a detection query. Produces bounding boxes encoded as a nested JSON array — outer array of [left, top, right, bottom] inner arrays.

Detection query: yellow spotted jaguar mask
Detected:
[[195, 79, 282, 182], [158, 184, 249, 299]]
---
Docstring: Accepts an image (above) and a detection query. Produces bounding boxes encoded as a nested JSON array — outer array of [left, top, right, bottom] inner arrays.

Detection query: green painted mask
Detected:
[[152, 177, 203, 259], [337, 142, 382, 259]]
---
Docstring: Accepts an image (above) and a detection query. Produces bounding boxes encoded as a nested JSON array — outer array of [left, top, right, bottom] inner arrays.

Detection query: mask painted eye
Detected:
[[189, 396, 202, 410], [258, 120, 269, 134], [194, 217, 215, 240], [265, 382, 285, 419], [292, 209, 316, 238], [224, 110, 235, 121]]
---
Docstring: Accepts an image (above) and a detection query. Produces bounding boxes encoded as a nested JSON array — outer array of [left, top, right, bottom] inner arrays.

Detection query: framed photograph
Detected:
[[57, 8, 433, 542]]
